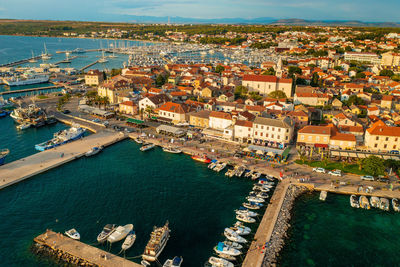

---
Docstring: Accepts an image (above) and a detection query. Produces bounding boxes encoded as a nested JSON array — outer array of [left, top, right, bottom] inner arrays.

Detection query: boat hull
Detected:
[[35, 131, 85, 151]]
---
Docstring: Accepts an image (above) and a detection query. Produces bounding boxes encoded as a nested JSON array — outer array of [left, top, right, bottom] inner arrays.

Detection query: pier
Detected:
[[0, 85, 63, 96], [34, 230, 140, 267], [0, 130, 126, 190], [79, 60, 100, 72], [54, 56, 78, 65], [0, 56, 43, 67]]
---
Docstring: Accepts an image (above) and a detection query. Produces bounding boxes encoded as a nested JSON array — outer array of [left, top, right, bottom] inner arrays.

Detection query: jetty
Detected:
[[54, 56, 78, 65], [33, 230, 140, 267], [0, 130, 126, 190], [79, 60, 100, 72], [0, 85, 63, 96], [0, 56, 42, 67]]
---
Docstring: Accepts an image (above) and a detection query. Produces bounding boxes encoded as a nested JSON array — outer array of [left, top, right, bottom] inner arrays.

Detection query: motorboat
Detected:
[[16, 122, 31, 130], [214, 242, 242, 256], [215, 162, 227, 172], [223, 240, 243, 250], [319, 191, 327, 201], [0, 149, 9, 166], [359, 196, 370, 210], [350, 195, 360, 208], [142, 221, 170, 262], [107, 224, 134, 243], [236, 214, 256, 223], [163, 256, 183, 267], [244, 170, 254, 178], [251, 172, 261, 180], [85, 146, 103, 157], [246, 196, 265, 203], [224, 228, 247, 243], [235, 207, 258, 217], [208, 257, 234, 267], [250, 191, 269, 199], [242, 202, 263, 210], [392, 198, 400, 212], [253, 185, 270, 192], [208, 162, 217, 169], [229, 225, 251, 235], [122, 230, 136, 250], [191, 154, 211, 163], [97, 224, 116, 243], [135, 137, 143, 144], [163, 146, 182, 154], [379, 198, 390, 211], [65, 228, 80, 240], [370, 196, 380, 208], [217, 253, 236, 261], [140, 143, 155, 152], [35, 124, 85, 151]]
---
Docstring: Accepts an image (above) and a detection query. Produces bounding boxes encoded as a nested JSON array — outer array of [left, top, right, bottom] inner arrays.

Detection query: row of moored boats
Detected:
[[350, 195, 400, 211]]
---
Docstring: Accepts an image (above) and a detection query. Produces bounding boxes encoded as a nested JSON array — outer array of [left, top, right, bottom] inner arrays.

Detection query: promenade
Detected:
[[0, 130, 126, 190], [34, 230, 140, 267]]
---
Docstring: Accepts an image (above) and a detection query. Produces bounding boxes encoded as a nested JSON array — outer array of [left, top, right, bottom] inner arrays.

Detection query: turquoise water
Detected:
[[0, 140, 254, 266], [279, 192, 400, 267], [0, 116, 67, 163]]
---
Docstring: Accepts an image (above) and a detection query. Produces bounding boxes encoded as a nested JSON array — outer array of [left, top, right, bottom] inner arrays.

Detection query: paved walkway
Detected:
[[35, 230, 140, 267], [0, 131, 126, 190]]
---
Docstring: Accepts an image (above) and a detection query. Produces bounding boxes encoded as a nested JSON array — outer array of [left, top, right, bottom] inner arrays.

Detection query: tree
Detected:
[[288, 66, 302, 76], [345, 95, 365, 106], [215, 65, 225, 74], [356, 158, 364, 171], [296, 78, 307, 85], [345, 46, 352, 52], [362, 156, 385, 176], [310, 72, 319, 87], [334, 66, 343, 71], [262, 67, 275, 76], [145, 106, 154, 118], [268, 90, 287, 99], [355, 72, 366, 79], [379, 69, 394, 77], [234, 85, 248, 99], [249, 92, 262, 101], [155, 74, 167, 87], [110, 68, 122, 77]]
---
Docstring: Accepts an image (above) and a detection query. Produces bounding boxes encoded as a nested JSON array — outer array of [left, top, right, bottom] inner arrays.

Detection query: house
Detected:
[[367, 106, 380, 116], [365, 120, 400, 152], [329, 126, 357, 150], [297, 125, 331, 149], [331, 98, 343, 109], [381, 95, 394, 109], [287, 110, 309, 128], [218, 92, 234, 102], [209, 111, 233, 130], [97, 79, 132, 104], [156, 102, 190, 124], [234, 120, 254, 143], [189, 110, 211, 128], [294, 92, 329, 106], [85, 69, 104, 86], [252, 116, 294, 146], [138, 94, 170, 113], [201, 86, 220, 98], [242, 74, 293, 97], [119, 101, 138, 115]]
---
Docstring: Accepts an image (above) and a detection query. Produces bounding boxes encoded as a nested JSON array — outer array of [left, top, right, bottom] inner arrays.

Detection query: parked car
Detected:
[[102, 121, 109, 126], [390, 150, 400, 154], [62, 109, 71, 114], [328, 169, 342, 177], [361, 175, 374, 181], [312, 167, 326, 173], [377, 176, 390, 183], [92, 118, 101, 123]]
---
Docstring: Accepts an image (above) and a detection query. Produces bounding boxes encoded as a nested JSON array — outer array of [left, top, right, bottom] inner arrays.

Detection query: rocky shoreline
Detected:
[[262, 184, 310, 267]]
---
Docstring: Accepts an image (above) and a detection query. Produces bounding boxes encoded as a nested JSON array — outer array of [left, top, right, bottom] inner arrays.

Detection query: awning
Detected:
[[314, 144, 328, 148], [126, 118, 144, 124]]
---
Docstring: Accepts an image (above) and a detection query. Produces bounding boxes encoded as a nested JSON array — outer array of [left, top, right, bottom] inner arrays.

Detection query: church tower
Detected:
[[276, 56, 283, 78]]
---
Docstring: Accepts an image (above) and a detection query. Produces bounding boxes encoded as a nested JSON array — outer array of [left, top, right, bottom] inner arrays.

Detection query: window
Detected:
[[316, 136, 320, 141], [394, 145, 397, 149], [261, 126, 264, 129], [272, 127, 275, 131], [256, 125, 258, 128], [278, 128, 281, 132], [260, 133, 263, 137], [271, 134, 274, 138], [278, 135, 280, 139], [287, 129, 289, 133], [376, 136, 379, 140], [286, 136, 288, 140], [301, 135, 304, 140], [384, 144, 387, 149], [267, 127, 269, 130], [323, 137, 327, 142], [374, 144, 378, 148], [308, 136, 312, 141], [266, 134, 269, 137], [396, 138, 398, 142], [255, 132, 257, 136], [386, 137, 389, 141]]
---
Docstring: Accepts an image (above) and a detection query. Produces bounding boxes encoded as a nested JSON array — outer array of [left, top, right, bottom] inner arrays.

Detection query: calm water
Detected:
[[279, 192, 400, 267], [0, 140, 254, 266]]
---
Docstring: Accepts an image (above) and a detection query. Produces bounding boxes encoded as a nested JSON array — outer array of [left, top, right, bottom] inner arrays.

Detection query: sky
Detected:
[[0, 0, 399, 22]]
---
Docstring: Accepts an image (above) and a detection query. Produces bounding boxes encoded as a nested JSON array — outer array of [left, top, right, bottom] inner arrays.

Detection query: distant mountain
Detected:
[[271, 18, 400, 27], [121, 15, 276, 24]]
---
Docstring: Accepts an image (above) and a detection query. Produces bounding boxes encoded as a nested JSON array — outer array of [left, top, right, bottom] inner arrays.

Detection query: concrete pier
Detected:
[[34, 230, 140, 267], [0, 131, 126, 190]]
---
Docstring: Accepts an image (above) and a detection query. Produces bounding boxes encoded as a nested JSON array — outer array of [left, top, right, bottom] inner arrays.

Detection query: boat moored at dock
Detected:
[[393, 198, 400, 212], [163, 256, 183, 267], [85, 146, 103, 157], [162, 146, 182, 154], [35, 124, 85, 151], [370, 196, 380, 208], [122, 230, 136, 251], [140, 143, 155, 152], [224, 228, 247, 243], [0, 148, 9, 166], [142, 221, 170, 262], [107, 224, 134, 243], [191, 154, 211, 163], [208, 256, 234, 267], [350, 195, 360, 208], [97, 224, 116, 243], [214, 242, 242, 256], [65, 228, 80, 240], [359, 196, 370, 210], [379, 198, 390, 211], [319, 191, 327, 201]]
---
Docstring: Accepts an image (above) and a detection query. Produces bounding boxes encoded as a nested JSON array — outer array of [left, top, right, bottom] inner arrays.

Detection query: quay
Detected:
[[80, 60, 100, 72], [0, 85, 63, 96], [54, 56, 78, 65], [33, 230, 140, 267], [0, 56, 42, 67], [0, 130, 126, 190]]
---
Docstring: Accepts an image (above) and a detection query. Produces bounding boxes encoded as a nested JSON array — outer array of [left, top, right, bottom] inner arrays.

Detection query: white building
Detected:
[[344, 52, 380, 64], [209, 111, 232, 130]]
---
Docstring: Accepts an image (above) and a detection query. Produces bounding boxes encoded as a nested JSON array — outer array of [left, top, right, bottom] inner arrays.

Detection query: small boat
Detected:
[[370, 196, 380, 208], [251, 172, 261, 180], [229, 225, 251, 235], [208, 161, 217, 169], [252, 185, 270, 192], [97, 224, 117, 243], [242, 202, 263, 210], [236, 214, 256, 223], [359, 196, 370, 210], [379, 198, 390, 211], [319, 191, 327, 201], [246, 196, 265, 203], [208, 257, 234, 267], [215, 162, 227, 172], [191, 154, 211, 163], [217, 253, 236, 261], [214, 242, 242, 256], [140, 143, 155, 152], [223, 240, 243, 250], [350, 195, 360, 208], [122, 230, 136, 250], [224, 228, 247, 243], [107, 224, 134, 243], [235, 207, 258, 217], [135, 137, 143, 144], [65, 228, 80, 240], [85, 146, 103, 157], [0, 148, 9, 166], [141, 260, 151, 266], [163, 146, 182, 154], [163, 256, 183, 267], [16, 122, 31, 130], [250, 191, 269, 199], [392, 198, 400, 212], [0, 109, 11, 118]]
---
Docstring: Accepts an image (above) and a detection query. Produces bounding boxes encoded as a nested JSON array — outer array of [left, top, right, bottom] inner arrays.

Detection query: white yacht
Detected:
[[236, 214, 256, 223], [229, 225, 251, 235], [223, 240, 243, 250], [140, 143, 155, 152], [235, 208, 258, 217], [85, 146, 103, 157], [208, 257, 234, 267], [370, 196, 380, 208], [393, 198, 400, 212], [246, 196, 265, 203], [107, 224, 134, 243], [65, 228, 80, 240], [97, 224, 116, 243], [350, 195, 360, 208], [379, 198, 390, 211], [224, 228, 247, 243], [122, 230, 136, 250], [214, 242, 242, 256], [163, 256, 183, 267], [162, 146, 182, 154], [142, 221, 170, 262], [319, 191, 327, 201]]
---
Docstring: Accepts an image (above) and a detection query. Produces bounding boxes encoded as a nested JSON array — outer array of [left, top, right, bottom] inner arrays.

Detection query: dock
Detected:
[[0, 56, 42, 67], [34, 230, 140, 267], [79, 60, 100, 72], [54, 56, 78, 65], [0, 85, 63, 96], [0, 130, 126, 190]]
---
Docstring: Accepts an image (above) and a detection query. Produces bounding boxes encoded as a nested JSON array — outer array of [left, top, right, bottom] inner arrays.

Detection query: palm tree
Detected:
[[356, 158, 364, 171], [322, 156, 329, 168], [145, 106, 154, 118]]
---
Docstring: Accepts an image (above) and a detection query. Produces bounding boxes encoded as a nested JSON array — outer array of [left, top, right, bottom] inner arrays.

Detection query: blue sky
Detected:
[[0, 0, 398, 22]]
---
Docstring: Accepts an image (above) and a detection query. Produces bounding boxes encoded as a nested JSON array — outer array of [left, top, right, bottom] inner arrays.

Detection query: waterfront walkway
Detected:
[[0, 131, 126, 190], [34, 230, 140, 267]]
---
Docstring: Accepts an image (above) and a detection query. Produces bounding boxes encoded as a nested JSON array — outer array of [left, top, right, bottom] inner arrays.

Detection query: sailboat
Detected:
[[98, 51, 108, 63], [29, 50, 37, 63], [41, 43, 52, 60]]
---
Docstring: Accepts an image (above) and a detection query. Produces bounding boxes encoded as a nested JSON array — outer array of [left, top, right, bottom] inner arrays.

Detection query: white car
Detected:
[[361, 175, 374, 181], [312, 167, 326, 173], [328, 170, 342, 177]]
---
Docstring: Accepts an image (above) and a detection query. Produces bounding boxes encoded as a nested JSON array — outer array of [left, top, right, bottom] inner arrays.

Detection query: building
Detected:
[[138, 94, 170, 113], [294, 92, 330, 106], [85, 69, 104, 86], [209, 111, 232, 130], [156, 102, 190, 124], [97, 79, 132, 104], [381, 52, 400, 67], [119, 101, 138, 115], [252, 116, 294, 146], [242, 74, 293, 97], [344, 52, 380, 64], [297, 125, 331, 149], [365, 120, 400, 152], [234, 120, 253, 143], [189, 110, 211, 128]]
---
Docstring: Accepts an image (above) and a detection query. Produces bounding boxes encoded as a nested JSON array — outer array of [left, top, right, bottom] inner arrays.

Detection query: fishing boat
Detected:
[[379, 198, 390, 211], [319, 191, 327, 201], [0, 149, 9, 166], [65, 228, 80, 240], [223, 240, 243, 250], [245, 170, 254, 178], [107, 224, 134, 243], [214, 242, 242, 256], [85, 146, 103, 157], [35, 124, 85, 151], [140, 143, 155, 152], [16, 122, 31, 130], [163, 146, 182, 154], [142, 221, 170, 262], [163, 256, 183, 267], [208, 257, 234, 267], [191, 154, 211, 163], [134, 137, 143, 144], [370, 196, 380, 208], [122, 230, 136, 250], [97, 224, 116, 243], [229, 225, 251, 235], [392, 198, 400, 212], [242, 202, 263, 210], [350, 195, 360, 208], [224, 228, 247, 243], [236, 214, 256, 223], [0, 109, 11, 118], [359, 196, 370, 210], [235, 207, 258, 217], [246, 196, 265, 203]]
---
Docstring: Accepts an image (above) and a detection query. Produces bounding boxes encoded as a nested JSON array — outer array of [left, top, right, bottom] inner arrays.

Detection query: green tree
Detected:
[[262, 67, 276, 76], [345, 46, 352, 52], [110, 68, 122, 77], [268, 90, 287, 99], [155, 74, 166, 87], [234, 85, 248, 99], [380, 69, 394, 77], [215, 65, 225, 73], [288, 66, 302, 76], [334, 66, 343, 71], [355, 72, 366, 79], [249, 92, 262, 101], [310, 72, 319, 87], [362, 156, 385, 176]]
